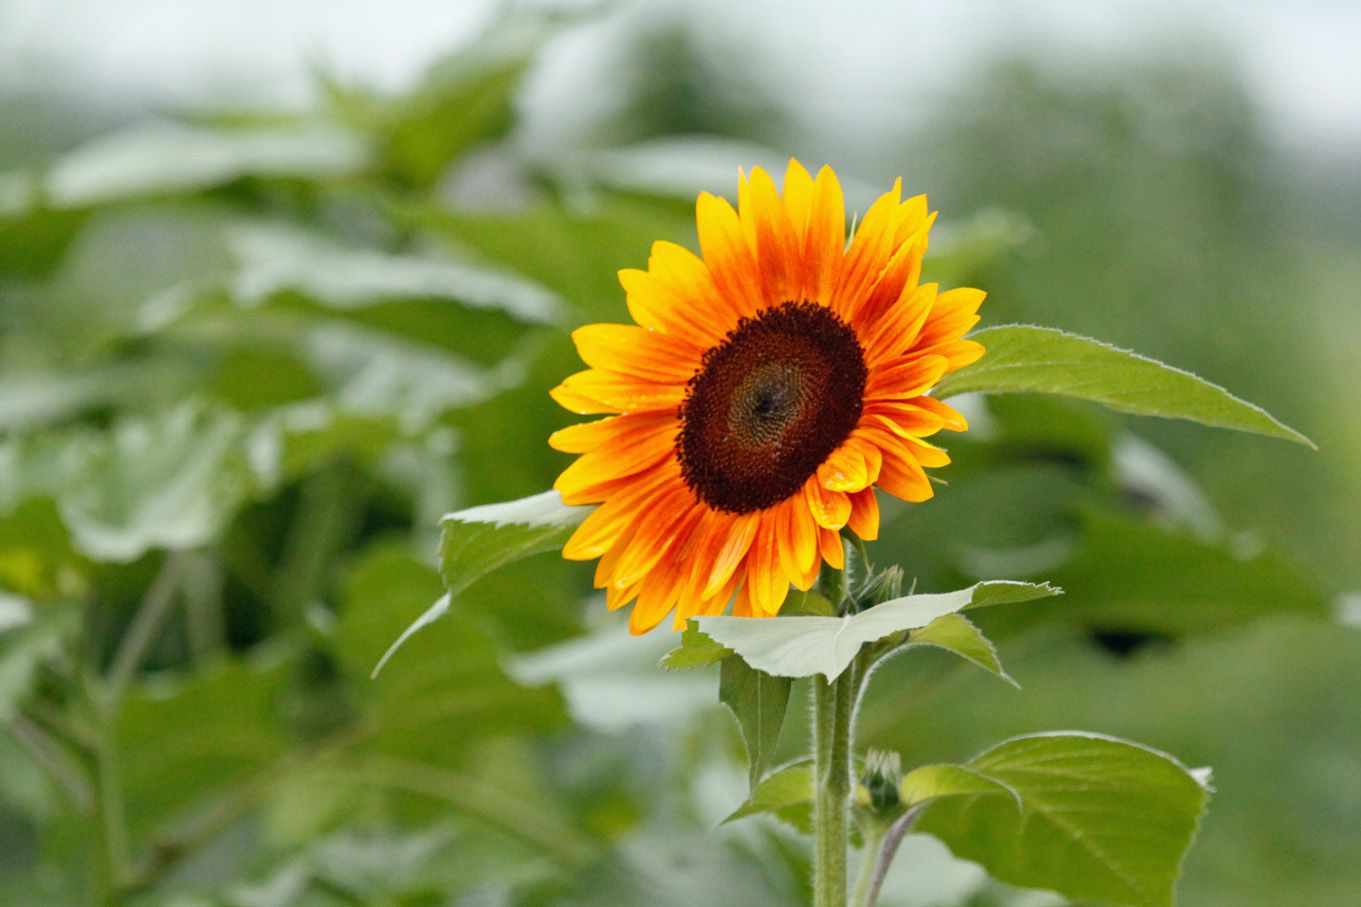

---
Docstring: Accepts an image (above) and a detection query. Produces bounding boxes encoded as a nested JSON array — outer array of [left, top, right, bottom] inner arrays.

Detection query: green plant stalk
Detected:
[[91, 721, 129, 904], [850, 818, 888, 907], [93, 549, 192, 902], [812, 668, 855, 907]]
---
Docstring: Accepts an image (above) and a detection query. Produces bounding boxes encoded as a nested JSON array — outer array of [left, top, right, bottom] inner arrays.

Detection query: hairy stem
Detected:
[[812, 667, 855, 907]]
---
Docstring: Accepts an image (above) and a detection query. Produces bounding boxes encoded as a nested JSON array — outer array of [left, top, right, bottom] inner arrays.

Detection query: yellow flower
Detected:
[[549, 161, 984, 633]]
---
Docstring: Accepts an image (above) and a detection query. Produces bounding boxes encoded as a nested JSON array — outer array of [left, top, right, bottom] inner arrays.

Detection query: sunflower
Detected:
[[549, 161, 984, 633]]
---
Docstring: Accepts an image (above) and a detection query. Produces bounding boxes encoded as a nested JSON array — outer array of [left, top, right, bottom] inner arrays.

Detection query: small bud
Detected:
[[860, 565, 904, 607], [860, 748, 903, 812]]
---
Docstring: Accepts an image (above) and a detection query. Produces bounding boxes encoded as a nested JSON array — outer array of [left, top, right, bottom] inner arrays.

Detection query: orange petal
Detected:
[[775, 500, 799, 586], [818, 525, 845, 570], [914, 339, 986, 371], [847, 488, 880, 540], [804, 476, 852, 529], [572, 324, 702, 383], [732, 580, 757, 617], [740, 166, 799, 303], [562, 469, 676, 559], [862, 401, 945, 439], [818, 443, 871, 493], [701, 510, 760, 599], [861, 283, 937, 366], [696, 192, 763, 319], [833, 178, 901, 318], [610, 493, 703, 589], [629, 571, 680, 634], [865, 354, 949, 401], [913, 395, 968, 432], [746, 509, 789, 616], [854, 219, 930, 329], [807, 165, 847, 304], [781, 160, 815, 249], [914, 287, 985, 351], [551, 368, 687, 415], [549, 411, 676, 454], [875, 440, 935, 503], [788, 495, 819, 575], [903, 437, 951, 469], [619, 262, 724, 348], [553, 423, 677, 501]]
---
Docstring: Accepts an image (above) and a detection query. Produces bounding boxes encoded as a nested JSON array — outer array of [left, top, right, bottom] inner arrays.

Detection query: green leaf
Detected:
[[34, 124, 366, 210], [905, 614, 1017, 686], [117, 658, 289, 845], [414, 195, 695, 317], [918, 732, 1211, 907], [660, 624, 732, 670], [898, 763, 1020, 810], [934, 325, 1314, 448], [1040, 510, 1329, 634], [300, 323, 512, 422], [56, 405, 256, 562], [719, 657, 792, 789], [438, 491, 590, 600], [0, 601, 72, 722], [0, 359, 193, 432], [375, 20, 541, 187], [693, 581, 1060, 680], [334, 545, 568, 758], [721, 761, 813, 825], [228, 225, 562, 325], [376, 492, 588, 674], [506, 627, 714, 732]]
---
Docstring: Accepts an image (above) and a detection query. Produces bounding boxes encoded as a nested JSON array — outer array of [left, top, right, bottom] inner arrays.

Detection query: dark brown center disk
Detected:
[[678, 300, 868, 514]]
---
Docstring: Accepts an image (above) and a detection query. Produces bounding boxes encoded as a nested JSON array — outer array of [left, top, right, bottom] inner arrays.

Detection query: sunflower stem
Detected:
[[812, 666, 855, 907]]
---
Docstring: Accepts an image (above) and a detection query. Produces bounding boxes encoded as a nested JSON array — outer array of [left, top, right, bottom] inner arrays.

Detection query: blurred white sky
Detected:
[[0, 0, 1357, 161]]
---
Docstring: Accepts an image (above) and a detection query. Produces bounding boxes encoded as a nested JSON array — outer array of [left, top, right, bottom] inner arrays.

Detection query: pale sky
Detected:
[[0, 0, 1356, 160]]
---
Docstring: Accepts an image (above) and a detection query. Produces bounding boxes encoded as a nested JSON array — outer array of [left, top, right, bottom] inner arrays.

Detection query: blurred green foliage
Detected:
[[0, 6, 1356, 906]]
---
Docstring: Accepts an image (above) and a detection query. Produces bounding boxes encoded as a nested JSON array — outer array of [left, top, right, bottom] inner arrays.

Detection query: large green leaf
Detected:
[[375, 492, 588, 674], [719, 657, 792, 789], [934, 325, 1314, 447], [692, 581, 1060, 680], [918, 733, 1211, 907], [897, 763, 1019, 809]]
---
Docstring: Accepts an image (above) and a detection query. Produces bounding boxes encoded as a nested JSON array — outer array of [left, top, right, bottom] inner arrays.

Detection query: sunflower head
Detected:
[[549, 161, 984, 633]]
